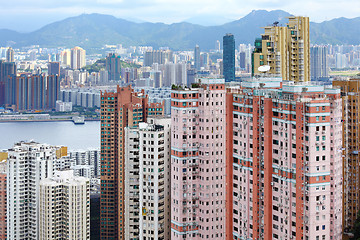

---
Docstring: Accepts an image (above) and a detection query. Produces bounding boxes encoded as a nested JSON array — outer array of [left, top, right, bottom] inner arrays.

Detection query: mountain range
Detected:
[[0, 10, 359, 51]]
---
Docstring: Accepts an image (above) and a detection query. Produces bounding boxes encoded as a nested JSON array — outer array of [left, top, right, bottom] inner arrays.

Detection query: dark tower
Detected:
[[223, 33, 235, 82]]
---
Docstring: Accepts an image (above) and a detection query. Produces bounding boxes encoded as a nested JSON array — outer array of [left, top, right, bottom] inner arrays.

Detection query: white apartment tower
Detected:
[[6, 141, 56, 240], [39, 170, 90, 240], [124, 117, 171, 240]]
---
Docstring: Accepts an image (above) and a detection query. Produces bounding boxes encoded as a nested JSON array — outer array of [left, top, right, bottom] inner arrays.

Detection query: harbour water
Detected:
[[0, 121, 100, 150]]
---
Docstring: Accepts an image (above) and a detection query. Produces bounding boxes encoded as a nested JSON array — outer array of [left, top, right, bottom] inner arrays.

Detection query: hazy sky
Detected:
[[0, 0, 359, 31]]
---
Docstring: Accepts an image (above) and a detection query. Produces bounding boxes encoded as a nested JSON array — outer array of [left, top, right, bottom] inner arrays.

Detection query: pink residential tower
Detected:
[[227, 78, 343, 240], [171, 79, 227, 239]]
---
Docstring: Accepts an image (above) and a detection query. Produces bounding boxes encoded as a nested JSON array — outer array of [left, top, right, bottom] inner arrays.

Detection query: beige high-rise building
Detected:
[[333, 76, 360, 235], [71, 46, 86, 70], [252, 16, 310, 82], [61, 49, 71, 67], [39, 170, 90, 240], [6, 47, 14, 62]]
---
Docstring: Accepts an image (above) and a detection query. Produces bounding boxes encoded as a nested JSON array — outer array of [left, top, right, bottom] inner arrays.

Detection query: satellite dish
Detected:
[[258, 65, 270, 73]]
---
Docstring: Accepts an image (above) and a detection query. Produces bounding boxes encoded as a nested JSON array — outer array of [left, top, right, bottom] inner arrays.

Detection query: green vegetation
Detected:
[[82, 59, 106, 73], [191, 83, 200, 88], [81, 58, 140, 74], [72, 106, 99, 118], [352, 210, 360, 239], [171, 84, 185, 90]]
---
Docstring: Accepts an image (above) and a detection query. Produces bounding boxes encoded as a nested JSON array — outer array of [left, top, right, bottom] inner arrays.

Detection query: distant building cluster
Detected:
[[2, 71, 60, 111], [60, 89, 101, 108], [133, 87, 171, 115]]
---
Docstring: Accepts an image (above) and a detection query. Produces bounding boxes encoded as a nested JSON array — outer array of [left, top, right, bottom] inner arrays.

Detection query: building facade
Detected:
[[194, 45, 201, 71], [5, 74, 59, 111], [171, 78, 227, 239], [39, 170, 90, 240], [70, 149, 101, 178], [48, 61, 60, 76], [252, 16, 310, 82], [223, 34, 235, 82], [6, 142, 59, 240], [100, 86, 164, 239], [144, 50, 173, 67], [106, 53, 122, 81], [333, 77, 360, 233], [227, 78, 343, 240], [0, 60, 16, 106], [6, 47, 14, 63], [71, 46, 86, 70], [0, 160, 6, 239], [124, 117, 171, 240], [311, 46, 328, 80]]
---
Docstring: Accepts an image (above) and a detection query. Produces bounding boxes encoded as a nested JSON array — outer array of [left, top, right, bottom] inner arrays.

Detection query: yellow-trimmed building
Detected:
[[252, 16, 310, 82]]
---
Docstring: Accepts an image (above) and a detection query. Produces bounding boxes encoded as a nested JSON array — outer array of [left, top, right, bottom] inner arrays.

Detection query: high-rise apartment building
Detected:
[[6, 141, 68, 240], [239, 52, 246, 70], [0, 60, 16, 106], [0, 159, 6, 239], [160, 62, 187, 87], [171, 78, 226, 239], [215, 40, 221, 52], [46, 74, 60, 109], [252, 16, 310, 82], [71, 46, 86, 70], [124, 128, 141, 239], [60, 49, 71, 67], [311, 46, 328, 80], [144, 50, 173, 67], [194, 45, 201, 70], [124, 117, 171, 240], [226, 77, 343, 240], [48, 61, 61, 76], [223, 34, 235, 82], [6, 47, 14, 62], [100, 86, 164, 239], [39, 170, 90, 240], [69, 149, 101, 178], [333, 77, 360, 233], [5, 74, 59, 111], [106, 53, 122, 81]]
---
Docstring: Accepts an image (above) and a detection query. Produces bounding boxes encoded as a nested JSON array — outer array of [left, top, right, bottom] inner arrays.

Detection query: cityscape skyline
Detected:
[[0, 7, 359, 239]]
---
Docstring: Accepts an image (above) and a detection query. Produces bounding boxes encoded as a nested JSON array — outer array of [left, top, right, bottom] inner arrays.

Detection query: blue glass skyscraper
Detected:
[[223, 33, 235, 82], [194, 45, 201, 70]]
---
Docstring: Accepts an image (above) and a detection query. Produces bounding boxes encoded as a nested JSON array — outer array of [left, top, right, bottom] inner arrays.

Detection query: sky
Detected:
[[0, 0, 359, 32]]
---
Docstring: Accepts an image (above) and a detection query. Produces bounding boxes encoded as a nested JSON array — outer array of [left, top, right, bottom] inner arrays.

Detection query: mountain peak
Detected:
[[0, 10, 358, 50]]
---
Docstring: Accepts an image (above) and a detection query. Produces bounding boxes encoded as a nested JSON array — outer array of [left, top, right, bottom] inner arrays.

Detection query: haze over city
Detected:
[[0, 0, 359, 31]]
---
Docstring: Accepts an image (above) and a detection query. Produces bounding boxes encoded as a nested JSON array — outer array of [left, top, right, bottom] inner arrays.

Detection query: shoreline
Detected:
[[0, 119, 100, 123]]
